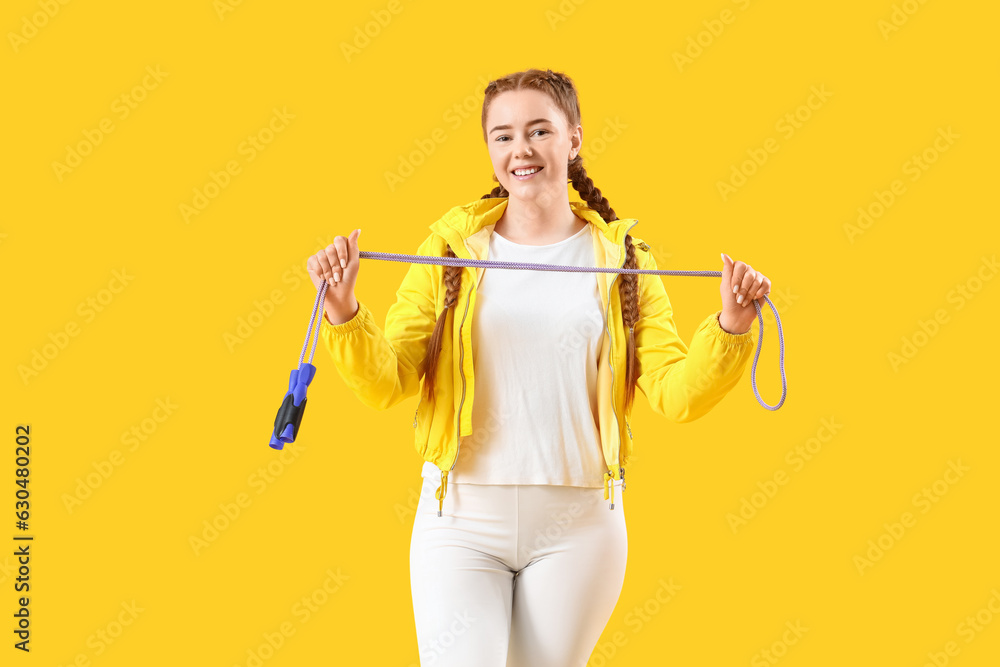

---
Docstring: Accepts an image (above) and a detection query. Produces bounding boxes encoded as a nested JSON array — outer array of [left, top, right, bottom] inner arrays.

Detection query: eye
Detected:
[[495, 130, 549, 142]]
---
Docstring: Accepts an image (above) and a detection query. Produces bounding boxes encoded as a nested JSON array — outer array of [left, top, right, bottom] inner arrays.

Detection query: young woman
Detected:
[[306, 68, 771, 667]]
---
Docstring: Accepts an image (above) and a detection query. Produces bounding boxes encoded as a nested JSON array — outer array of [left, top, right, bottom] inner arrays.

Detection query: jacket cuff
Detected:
[[706, 310, 756, 346], [320, 301, 370, 335]]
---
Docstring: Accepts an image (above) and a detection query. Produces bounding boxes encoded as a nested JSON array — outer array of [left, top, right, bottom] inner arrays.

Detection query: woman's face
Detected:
[[485, 89, 582, 204]]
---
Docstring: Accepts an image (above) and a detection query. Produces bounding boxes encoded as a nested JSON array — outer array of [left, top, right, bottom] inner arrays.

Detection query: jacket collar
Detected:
[[429, 196, 638, 257]]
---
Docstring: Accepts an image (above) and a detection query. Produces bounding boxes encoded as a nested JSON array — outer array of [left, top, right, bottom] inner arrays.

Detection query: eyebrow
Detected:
[[488, 118, 553, 134]]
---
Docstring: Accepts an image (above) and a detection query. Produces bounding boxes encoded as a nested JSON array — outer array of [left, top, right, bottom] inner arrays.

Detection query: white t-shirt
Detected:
[[421, 223, 608, 488]]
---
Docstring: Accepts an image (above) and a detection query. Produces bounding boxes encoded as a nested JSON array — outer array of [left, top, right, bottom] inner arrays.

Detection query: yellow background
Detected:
[[3, 0, 998, 664]]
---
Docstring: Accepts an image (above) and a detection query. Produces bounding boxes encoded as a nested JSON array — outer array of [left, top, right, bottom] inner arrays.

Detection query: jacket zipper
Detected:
[[438, 277, 474, 517], [606, 221, 638, 509]]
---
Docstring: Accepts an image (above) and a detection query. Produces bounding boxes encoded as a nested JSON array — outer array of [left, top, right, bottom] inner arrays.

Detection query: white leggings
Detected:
[[409, 475, 627, 667]]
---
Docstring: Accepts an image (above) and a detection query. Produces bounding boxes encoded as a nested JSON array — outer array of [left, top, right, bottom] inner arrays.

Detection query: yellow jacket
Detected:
[[319, 196, 758, 515]]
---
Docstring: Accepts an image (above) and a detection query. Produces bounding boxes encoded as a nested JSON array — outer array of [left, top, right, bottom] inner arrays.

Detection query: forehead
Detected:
[[487, 89, 565, 124]]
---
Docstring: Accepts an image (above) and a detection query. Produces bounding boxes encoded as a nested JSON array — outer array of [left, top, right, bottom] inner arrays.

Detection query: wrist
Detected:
[[717, 311, 750, 335], [324, 296, 359, 325]]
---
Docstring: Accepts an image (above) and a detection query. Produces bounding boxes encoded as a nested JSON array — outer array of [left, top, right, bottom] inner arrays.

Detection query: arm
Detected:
[[633, 249, 757, 423], [318, 233, 441, 411]]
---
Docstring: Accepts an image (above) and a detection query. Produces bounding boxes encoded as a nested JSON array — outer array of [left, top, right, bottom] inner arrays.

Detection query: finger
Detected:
[[326, 240, 346, 283], [349, 228, 360, 264], [730, 260, 747, 297], [737, 266, 756, 305], [743, 273, 764, 307], [307, 255, 328, 285], [333, 235, 349, 271], [751, 275, 770, 301], [316, 247, 336, 283]]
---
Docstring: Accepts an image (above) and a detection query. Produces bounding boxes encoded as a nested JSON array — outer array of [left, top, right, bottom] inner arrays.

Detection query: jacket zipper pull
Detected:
[[620, 466, 626, 492], [605, 470, 615, 510], [435, 470, 449, 517]]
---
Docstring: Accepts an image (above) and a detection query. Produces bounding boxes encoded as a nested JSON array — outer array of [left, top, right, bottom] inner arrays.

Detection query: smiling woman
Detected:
[[309, 66, 767, 667]]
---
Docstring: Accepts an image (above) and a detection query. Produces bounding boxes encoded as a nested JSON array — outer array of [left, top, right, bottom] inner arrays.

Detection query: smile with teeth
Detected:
[[512, 166, 542, 179]]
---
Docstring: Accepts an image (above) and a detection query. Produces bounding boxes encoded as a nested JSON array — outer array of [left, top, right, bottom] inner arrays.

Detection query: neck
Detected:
[[496, 190, 583, 244]]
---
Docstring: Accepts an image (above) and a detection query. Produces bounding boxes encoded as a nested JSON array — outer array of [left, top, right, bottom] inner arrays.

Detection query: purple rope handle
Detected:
[[307, 251, 786, 410], [300, 279, 328, 365]]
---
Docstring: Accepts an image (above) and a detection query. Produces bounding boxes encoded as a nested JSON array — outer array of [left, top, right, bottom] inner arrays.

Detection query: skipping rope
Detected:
[[268, 250, 787, 450]]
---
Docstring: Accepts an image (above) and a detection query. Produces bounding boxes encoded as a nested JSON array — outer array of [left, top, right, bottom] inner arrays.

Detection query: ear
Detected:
[[570, 123, 582, 159]]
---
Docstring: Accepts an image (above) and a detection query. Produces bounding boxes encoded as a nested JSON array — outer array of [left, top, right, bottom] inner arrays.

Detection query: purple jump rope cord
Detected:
[[304, 251, 787, 410]]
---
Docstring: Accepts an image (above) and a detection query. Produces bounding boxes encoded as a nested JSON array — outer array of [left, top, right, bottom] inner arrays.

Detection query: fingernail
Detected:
[[732, 284, 738, 294], [737, 294, 743, 304], [334, 272, 340, 282], [340, 259, 347, 269]]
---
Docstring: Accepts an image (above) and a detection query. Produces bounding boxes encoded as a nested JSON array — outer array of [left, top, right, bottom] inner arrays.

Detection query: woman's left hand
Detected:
[[719, 252, 771, 334]]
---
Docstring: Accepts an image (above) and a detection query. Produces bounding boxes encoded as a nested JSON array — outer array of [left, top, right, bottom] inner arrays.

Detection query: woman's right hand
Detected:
[[307, 228, 361, 319]]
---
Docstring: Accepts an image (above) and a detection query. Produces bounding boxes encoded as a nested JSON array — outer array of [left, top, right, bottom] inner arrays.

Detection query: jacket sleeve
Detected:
[[317, 233, 441, 411], [633, 248, 758, 423]]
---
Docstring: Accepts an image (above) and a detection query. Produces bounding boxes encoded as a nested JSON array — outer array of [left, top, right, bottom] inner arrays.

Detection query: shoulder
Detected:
[[629, 236, 650, 253], [626, 234, 654, 267]]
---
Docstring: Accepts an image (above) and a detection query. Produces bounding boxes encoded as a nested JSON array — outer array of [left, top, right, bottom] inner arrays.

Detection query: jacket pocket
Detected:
[[413, 393, 434, 458]]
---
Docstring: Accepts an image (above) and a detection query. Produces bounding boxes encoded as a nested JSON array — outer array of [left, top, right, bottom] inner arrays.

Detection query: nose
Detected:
[[514, 136, 532, 159]]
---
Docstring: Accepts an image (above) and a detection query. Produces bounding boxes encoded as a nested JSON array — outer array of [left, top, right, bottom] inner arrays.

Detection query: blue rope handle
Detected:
[[312, 251, 787, 410]]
